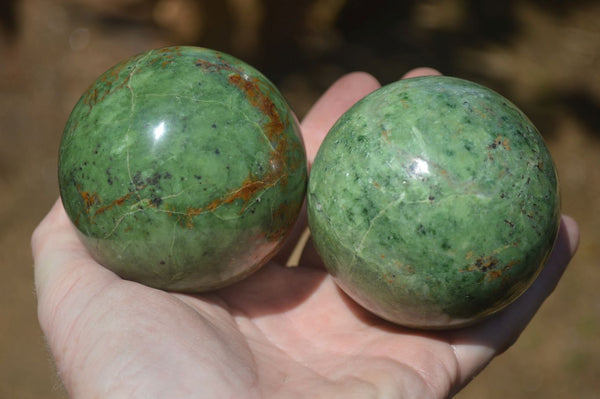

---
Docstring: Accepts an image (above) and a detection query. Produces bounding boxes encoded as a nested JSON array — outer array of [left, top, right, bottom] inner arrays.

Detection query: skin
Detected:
[[32, 69, 579, 399]]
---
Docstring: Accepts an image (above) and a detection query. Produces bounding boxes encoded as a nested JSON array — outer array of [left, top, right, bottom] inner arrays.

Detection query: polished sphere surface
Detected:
[[59, 46, 307, 292], [307, 76, 560, 329]]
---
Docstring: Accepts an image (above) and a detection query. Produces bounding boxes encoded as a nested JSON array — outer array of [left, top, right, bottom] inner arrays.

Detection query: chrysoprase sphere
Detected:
[[59, 46, 307, 292], [307, 76, 560, 329]]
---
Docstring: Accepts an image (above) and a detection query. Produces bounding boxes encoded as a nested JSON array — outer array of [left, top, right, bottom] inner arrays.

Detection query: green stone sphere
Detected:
[[307, 76, 560, 329], [59, 46, 307, 292]]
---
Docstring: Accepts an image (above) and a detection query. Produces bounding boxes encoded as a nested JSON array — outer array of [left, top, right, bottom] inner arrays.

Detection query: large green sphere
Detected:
[[59, 46, 307, 292], [307, 76, 560, 329]]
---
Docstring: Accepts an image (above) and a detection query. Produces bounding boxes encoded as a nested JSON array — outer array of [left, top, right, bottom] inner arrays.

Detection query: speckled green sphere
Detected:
[[307, 76, 560, 329], [59, 46, 307, 292]]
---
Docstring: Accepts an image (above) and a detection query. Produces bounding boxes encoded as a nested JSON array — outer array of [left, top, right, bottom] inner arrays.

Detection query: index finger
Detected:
[[300, 72, 381, 164]]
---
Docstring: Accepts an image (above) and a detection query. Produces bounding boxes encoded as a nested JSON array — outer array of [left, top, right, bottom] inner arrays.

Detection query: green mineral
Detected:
[[59, 46, 307, 292], [307, 76, 560, 329]]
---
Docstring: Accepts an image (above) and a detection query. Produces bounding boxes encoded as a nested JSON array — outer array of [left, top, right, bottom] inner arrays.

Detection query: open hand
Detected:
[[32, 69, 579, 398]]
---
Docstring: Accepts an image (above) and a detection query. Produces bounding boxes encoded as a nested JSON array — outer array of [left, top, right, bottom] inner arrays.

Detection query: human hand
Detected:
[[32, 70, 579, 398]]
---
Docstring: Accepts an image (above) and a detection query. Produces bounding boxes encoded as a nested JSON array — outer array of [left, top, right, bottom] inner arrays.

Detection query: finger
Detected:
[[301, 69, 440, 163], [32, 199, 118, 336], [301, 71, 381, 164], [450, 214, 579, 388], [401, 67, 442, 79], [273, 73, 381, 266], [295, 69, 441, 268]]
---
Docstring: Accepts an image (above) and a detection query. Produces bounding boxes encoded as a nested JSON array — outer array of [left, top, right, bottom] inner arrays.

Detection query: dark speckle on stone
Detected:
[[146, 172, 163, 187], [150, 195, 163, 207], [133, 171, 143, 187]]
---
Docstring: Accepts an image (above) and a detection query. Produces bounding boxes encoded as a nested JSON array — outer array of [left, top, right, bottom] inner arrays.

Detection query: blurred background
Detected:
[[0, 0, 598, 397]]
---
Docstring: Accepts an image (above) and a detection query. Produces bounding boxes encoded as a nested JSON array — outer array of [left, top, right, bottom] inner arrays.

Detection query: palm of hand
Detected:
[[34, 216, 470, 398], [33, 71, 578, 399]]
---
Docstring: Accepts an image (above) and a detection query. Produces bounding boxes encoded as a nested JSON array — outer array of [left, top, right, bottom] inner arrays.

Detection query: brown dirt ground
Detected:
[[1, 0, 598, 397]]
